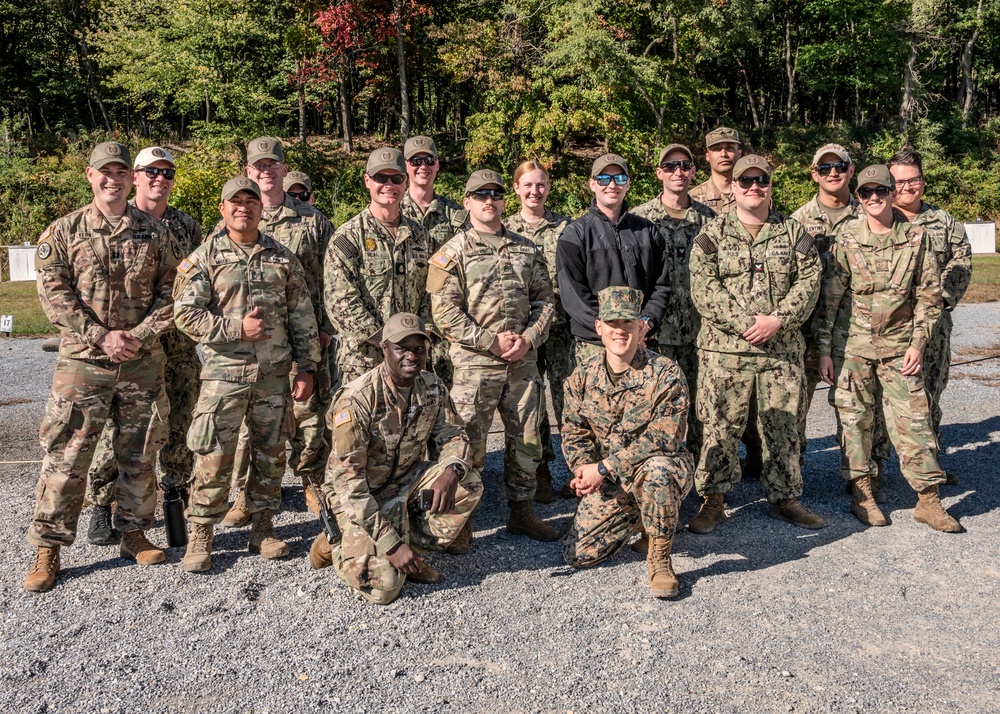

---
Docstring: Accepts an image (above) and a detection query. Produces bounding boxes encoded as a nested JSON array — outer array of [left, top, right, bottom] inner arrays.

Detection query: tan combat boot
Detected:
[[770, 497, 826, 529], [309, 533, 333, 570], [534, 462, 555, 504], [182, 524, 214, 572], [850, 477, 888, 527], [408, 559, 442, 584], [647, 536, 679, 598], [506, 500, 561, 542], [914, 485, 961, 533], [120, 530, 167, 565], [302, 475, 321, 515], [845, 462, 887, 503], [24, 546, 60, 593], [688, 494, 727, 534], [248, 509, 290, 558], [221, 489, 251, 528], [444, 520, 473, 555], [630, 525, 649, 554]]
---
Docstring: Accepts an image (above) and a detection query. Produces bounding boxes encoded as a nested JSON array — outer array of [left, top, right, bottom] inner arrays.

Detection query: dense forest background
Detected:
[[4, 0, 1000, 246]]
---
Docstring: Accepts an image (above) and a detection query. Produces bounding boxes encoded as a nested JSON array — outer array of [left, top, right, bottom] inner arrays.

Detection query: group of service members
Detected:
[[22, 127, 971, 604]]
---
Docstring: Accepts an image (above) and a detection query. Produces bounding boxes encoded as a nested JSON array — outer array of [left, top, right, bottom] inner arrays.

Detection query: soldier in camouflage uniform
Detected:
[[25, 142, 179, 593], [429, 169, 559, 542], [284, 171, 316, 206], [505, 160, 572, 502], [816, 165, 960, 533], [562, 287, 695, 598], [687, 155, 825, 534], [310, 313, 480, 604], [86, 146, 203, 546], [174, 177, 321, 572], [633, 143, 716, 459], [689, 127, 742, 215], [889, 149, 973, 484]]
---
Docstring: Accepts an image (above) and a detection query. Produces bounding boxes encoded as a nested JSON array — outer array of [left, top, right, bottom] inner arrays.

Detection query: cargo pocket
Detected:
[[260, 394, 295, 450], [186, 393, 224, 454], [338, 531, 376, 590], [38, 397, 78, 453], [143, 394, 171, 458]]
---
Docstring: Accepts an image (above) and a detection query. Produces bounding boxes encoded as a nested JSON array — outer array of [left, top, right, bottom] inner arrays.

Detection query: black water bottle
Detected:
[[163, 488, 188, 548]]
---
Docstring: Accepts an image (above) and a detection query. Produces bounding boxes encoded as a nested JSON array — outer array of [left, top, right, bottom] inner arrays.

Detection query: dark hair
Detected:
[[887, 148, 923, 174]]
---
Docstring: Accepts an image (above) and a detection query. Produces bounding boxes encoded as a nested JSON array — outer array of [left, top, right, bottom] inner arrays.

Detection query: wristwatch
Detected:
[[450, 462, 467, 479], [597, 461, 609, 478]]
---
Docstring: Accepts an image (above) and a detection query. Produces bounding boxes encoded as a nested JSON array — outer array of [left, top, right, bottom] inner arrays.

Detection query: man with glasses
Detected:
[[690, 127, 743, 215], [557, 153, 671, 365], [284, 171, 316, 206], [428, 170, 558, 543], [85, 147, 204, 546], [688, 155, 824, 534], [888, 149, 973, 484]]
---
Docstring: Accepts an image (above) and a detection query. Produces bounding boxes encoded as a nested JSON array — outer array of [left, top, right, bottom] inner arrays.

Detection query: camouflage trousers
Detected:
[[573, 339, 605, 367], [537, 327, 574, 462], [451, 361, 543, 502], [830, 353, 944, 491], [922, 310, 954, 447], [88, 345, 200, 505], [656, 342, 701, 457], [695, 351, 804, 504], [186, 376, 295, 525], [28, 357, 168, 547], [332, 460, 483, 605], [563, 454, 694, 568]]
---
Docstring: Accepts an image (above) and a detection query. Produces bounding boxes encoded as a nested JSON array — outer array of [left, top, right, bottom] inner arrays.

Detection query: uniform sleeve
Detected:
[[556, 225, 599, 335], [815, 241, 851, 358], [324, 226, 382, 352], [286, 254, 321, 372], [941, 215, 973, 310], [129, 229, 181, 346], [559, 369, 601, 472], [640, 224, 672, 330], [431, 386, 473, 472], [521, 249, 555, 349], [428, 244, 496, 352], [314, 214, 336, 333], [911, 232, 943, 353], [173, 259, 243, 343], [770, 223, 821, 330], [688, 228, 756, 336]]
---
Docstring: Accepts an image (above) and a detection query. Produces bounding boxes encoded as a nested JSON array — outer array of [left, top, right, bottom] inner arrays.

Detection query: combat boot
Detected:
[[221, 490, 251, 528], [248, 509, 290, 558], [534, 462, 555, 504], [301, 475, 321, 515], [408, 560, 442, 584], [24, 546, 60, 593], [506, 500, 561, 542], [850, 477, 888, 527], [630, 525, 649, 554], [770, 497, 826, 529], [87, 504, 120, 546], [445, 520, 472, 555], [647, 536, 679, 598], [913, 486, 961, 533], [182, 524, 214, 572], [559, 481, 578, 499], [309, 533, 333, 570], [688, 494, 727, 534], [844, 463, 887, 503], [120, 530, 167, 565]]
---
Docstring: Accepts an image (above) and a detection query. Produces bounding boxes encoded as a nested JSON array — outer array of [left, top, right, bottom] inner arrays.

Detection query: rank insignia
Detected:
[[365, 237, 376, 251], [753, 261, 764, 273]]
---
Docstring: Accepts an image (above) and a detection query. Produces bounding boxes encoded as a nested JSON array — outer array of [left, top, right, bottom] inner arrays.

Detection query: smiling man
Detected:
[[689, 127, 743, 214]]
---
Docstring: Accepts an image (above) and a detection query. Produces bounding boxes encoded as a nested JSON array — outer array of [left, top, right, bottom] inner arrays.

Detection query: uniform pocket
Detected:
[[39, 398, 77, 453], [186, 392, 224, 454], [143, 394, 171, 458], [259, 393, 295, 450]]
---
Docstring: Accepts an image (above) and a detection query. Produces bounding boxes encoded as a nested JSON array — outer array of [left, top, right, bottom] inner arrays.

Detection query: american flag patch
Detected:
[[178, 259, 195, 274], [431, 252, 452, 269], [334, 410, 352, 427]]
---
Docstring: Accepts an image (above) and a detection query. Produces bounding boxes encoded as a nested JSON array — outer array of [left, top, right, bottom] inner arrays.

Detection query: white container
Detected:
[[965, 221, 997, 254], [7, 245, 37, 281]]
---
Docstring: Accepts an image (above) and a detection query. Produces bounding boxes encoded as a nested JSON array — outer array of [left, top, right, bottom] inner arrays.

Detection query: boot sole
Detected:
[[913, 514, 962, 533], [88, 533, 121, 546], [769, 508, 826, 530], [182, 560, 212, 573], [221, 516, 251, 529], [120, 551, 167, 565], [687, 515, 726, 534], [249, 544, 290, 558], [650, 586, 679, 598]]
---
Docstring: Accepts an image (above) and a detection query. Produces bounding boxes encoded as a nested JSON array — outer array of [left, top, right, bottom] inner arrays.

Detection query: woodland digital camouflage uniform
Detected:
[[816, 216, 946, 490], [428, 226, 555, 501], [323, 365, 480, 605], [173, 231, 320, 522], [688, 210, 821, 503], [689, 178, 736, 215], [28, 203, 179, 547]]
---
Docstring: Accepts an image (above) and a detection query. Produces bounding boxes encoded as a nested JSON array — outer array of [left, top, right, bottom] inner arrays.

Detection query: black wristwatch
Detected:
[[597, 461, 609, 478], [449, 462, 467, 479]]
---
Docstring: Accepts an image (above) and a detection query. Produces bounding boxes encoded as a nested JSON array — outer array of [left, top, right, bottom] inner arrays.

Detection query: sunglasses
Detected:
[[369, 173, 406, 185], [857, 186, 892, 200], [407, 156, 437, 167], [594, 173, 629, 186], [141, 167, 176, 180], [288, 190, 312, 202], [660, 160, 694, 173], [736, 175, 771, 189], [468, 188, 505, 201], [814, 161, 850, 176]]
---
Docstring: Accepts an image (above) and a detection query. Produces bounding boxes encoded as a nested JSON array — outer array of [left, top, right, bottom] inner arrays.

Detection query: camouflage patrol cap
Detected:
[[812, 143, 851, 166], [134, 146, 175, 168], [90, 142, 132, 170], [403, 135, 438, 159], [705, 127, 741, 148], [856, 164, 894, 189], [247, 136, 284, 165], [283, 171, 312, 192], [591, 153, 629, 178], [381, 312, 429, 344], [657, 143, 694, 165], [597, 286, 644, 321], [366, 147, 406, 175], [465, 169, 505, 194], [732, 154, 772, 179], [221, 176, 261, 202]]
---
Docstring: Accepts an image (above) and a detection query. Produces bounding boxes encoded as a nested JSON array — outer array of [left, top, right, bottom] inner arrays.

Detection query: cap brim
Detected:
[[91, 158, 132, 170]]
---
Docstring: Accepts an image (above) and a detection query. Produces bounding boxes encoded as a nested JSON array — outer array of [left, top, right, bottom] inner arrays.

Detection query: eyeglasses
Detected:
[[736, 175, 771, 189], [249, 162, 282, 174], [288, 190, 312, 202], [140, 167, 176, 180], [407, 156, 437, 167], [594, 174, 629, 186], [895, 176, 923, 188], [660, 160, 694, 173], [468, 188, 505, 201], [815, 162, 850, 176], [857, 186, 892, 200], [369, 173, 406, 185]]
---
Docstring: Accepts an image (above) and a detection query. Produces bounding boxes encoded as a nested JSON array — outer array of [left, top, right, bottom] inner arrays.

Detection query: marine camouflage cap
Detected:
[[591, 153, 629, 178], [465, 169, 505, 194], [403, 135, 438, 159], [366, 147, 406, 175], [812, 143, 851, 167], [283, 171, 312, 192], [381, 312, 429, 344], [246, 136, 285, 165], [856, 164, 894, 189], [221, 176, 261, 202], [705, 127, 741, 148], [597, 286, 644, 321], [658, 143, 694, 165], [133, 146, 175, 168], [732, 154, 772, 179], [90, 142, 132, 170]]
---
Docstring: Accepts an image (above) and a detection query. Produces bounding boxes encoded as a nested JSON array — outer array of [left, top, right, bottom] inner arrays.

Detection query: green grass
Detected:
[[965, 255, 1000, 303], [0, 281, 57, 336]]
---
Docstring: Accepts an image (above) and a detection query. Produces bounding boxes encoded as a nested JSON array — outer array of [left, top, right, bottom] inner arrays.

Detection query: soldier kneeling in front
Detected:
[[311, 313, 482, 605], [561, 287, 695, 598]]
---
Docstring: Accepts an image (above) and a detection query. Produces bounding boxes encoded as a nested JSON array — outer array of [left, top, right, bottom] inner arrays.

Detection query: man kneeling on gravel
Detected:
[[561, 287, 695, 598], [310, 313, 482, 605]]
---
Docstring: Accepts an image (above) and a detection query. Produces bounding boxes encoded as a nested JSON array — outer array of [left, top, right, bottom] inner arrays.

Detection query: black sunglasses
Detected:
[[857, 186, 892, 199], [815, 161, 850, 176], [407, 156, 437, 167], [468, 188, 505, 201], [288, 190, 312, 201], [594, 173, 629, 186], [660, 160, 694, 173], [736, 175, 771, 188], [141, 167, 176, 180], [369, 173, 406, 185]]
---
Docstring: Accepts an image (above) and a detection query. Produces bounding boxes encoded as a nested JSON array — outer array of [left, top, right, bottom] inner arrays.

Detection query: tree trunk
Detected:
[[393, 0, 411, 140], [737, 58, 761, 129], [960, 0, 985, 128], [296, 60, 307, 144], [900, 40, 918, 132], [77, 37, 111, 131], [784, 18, 798, 124], [338, 74, 353, 153]]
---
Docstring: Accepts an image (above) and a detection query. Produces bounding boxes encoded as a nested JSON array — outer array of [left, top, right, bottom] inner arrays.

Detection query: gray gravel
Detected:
[[2, 303, 999, 713]]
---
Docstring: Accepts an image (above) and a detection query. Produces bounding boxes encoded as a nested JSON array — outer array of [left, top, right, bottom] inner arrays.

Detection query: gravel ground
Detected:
[[1, 303, 999, 713]]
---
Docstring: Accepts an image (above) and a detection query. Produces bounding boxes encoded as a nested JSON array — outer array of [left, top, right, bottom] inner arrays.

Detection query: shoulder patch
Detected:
[[431, 251, 453, 269], [36, 242, 53, 260], [171, 240, 184, 261], [333, 233, 359, 261], [795, 234, 816, 255], [695, 233, 717, 254], [38, 228, 51, 244], [333, 409, 353, 427], [178, 258, 196, 274]]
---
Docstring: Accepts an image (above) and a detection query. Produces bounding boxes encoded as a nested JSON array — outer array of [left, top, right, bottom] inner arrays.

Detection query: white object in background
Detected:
[[0, 315, 13, 334], [7, 245, 37, 281], [965, 221, 997, 254]]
